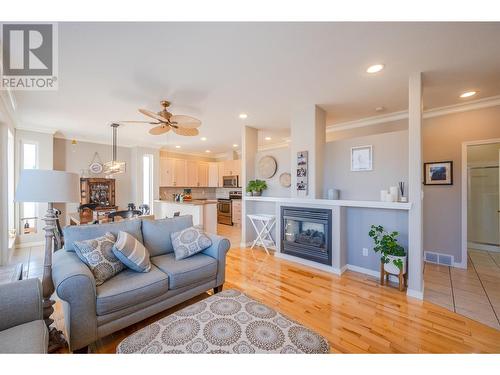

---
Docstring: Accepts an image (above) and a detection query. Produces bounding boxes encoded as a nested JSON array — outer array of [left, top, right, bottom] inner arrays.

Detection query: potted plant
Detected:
[[247, 179, 267, 196], [368, 225, 407, 275], [246, 180, 257, 196]]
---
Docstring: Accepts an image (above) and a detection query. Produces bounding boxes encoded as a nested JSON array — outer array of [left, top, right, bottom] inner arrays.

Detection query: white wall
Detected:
[[323, 130, 409, 200], [254, 146, 291, 197], [53, 138, 133, 225]]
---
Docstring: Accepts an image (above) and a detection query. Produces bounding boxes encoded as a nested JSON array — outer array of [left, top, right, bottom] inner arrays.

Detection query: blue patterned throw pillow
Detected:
[[73, 232, 125, 286], [170, 227, 212, 260], [112, 231, 151, 272]]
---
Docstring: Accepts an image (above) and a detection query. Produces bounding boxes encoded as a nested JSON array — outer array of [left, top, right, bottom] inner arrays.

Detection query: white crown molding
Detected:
[[16, 124, 58, 135], [257, 141, 290, 151], [327, 94, 500, 133]]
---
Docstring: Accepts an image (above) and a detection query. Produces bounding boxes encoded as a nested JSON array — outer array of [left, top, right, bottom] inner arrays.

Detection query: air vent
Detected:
[[425, 251, 454, 266]]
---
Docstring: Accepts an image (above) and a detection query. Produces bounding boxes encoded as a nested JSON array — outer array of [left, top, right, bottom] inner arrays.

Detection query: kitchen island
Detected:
[[154, 200, 218, 234]]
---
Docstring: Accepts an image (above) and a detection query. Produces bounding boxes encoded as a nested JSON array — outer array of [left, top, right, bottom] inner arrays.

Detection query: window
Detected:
[[142, 154, 153, 211], [7, 130, 14, 237], [21, 142, 38, 234]]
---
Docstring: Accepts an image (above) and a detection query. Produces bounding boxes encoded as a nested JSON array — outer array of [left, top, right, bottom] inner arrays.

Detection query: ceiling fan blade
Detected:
[[173, 126, 199, 136], [169, 115, 201, 128], [149, 125, 171, 135], [117, 120, 160, 124], [139, 108, 169, 123]]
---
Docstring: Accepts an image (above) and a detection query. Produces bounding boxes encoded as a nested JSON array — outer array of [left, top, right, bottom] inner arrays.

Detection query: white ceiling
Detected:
[[8, 22, 500, 153]]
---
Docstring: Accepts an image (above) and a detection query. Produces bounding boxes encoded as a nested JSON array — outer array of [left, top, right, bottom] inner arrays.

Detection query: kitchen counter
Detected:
[[154, 199, 217, 206], [154, 200, 217, 233]]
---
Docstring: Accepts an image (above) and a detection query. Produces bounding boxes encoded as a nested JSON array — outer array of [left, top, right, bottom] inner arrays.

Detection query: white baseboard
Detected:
[[406, 288, 424, 300], [274, 252, 342, 275], [346, 264, 400, 283], [468, 241, 500, 253], [15, 240, 44, 249]]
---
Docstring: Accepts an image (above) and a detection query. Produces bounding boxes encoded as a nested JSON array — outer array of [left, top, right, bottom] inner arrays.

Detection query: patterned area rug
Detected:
[[116, 289, 330, 354]]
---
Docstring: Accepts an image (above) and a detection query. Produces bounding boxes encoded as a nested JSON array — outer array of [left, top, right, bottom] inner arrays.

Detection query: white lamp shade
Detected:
[[15, 169, 80, 203]]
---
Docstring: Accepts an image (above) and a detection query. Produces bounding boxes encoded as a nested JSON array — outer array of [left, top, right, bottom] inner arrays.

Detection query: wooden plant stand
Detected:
[[380, 261, 407, 292]]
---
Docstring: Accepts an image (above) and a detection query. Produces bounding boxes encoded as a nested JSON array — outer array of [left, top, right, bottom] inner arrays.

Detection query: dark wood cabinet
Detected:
[[80, 178, 116, 209]]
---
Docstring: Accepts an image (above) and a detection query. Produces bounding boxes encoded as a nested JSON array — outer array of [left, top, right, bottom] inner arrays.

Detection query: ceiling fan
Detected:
[[120, 100, 201, 136]]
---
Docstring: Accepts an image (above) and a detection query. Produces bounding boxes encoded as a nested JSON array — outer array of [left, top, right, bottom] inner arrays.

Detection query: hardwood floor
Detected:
[[12, 244, 500, 353]]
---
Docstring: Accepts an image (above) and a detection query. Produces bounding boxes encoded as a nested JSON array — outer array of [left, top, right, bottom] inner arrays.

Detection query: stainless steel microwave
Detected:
[[222, 175, 239, 188]]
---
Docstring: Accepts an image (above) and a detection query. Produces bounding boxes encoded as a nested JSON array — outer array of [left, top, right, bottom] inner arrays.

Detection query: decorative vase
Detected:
[[285, 233, 296, 242], [253, 191, 262, 196], [246, 191, 253, 196], [384, 255, 407, 275]]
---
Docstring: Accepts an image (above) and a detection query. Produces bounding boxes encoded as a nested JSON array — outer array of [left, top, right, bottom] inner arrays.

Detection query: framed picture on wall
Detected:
[[424, 161, 453, 185], [351, 145, 373, 171]]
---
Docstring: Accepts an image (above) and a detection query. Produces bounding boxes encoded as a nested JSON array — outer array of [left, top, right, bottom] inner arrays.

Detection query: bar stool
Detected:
[[247, 214, 276, 254]]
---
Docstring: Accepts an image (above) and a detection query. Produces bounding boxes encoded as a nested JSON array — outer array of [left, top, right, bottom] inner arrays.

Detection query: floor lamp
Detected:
[[15, 169, 80, 352]]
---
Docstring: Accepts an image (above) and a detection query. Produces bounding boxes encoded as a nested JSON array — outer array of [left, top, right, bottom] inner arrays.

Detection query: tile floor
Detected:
[[424, 249, 500, 330]]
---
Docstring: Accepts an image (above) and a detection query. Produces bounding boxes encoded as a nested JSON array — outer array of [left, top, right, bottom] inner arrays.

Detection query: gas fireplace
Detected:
[[281, 206, 332, 265]]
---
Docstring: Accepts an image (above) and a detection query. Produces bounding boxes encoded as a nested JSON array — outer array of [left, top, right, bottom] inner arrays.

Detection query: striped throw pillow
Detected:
[[112, 231, 151, 272]]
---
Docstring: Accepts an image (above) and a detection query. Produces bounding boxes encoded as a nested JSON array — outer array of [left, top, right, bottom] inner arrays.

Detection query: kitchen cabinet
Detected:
[[186, 160, 198, 187], [232, 199, 242, 226], [160, 158, 175, 187], [198, 162, 209, 187], [208, 162, 219, 187]]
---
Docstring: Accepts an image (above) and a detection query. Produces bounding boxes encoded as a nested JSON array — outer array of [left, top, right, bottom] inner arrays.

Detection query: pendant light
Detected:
[[104, 123, 126, 177]]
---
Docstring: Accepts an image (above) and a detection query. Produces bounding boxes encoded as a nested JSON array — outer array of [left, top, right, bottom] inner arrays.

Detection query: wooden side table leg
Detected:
[[380, 261, 384, 285], [398, 270, 404, 291]]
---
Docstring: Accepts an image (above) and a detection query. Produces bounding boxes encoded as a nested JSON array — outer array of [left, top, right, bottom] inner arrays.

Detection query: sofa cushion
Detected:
[[142, 216, 193, 256], [112, 231, 151, 272], [74, 232, 126, 286], [171, 227, 212, 260], [96, 264, 168, 315], [0, 320, 48, 353], [64, 218, 143, 252], [151, 253, 217, 290]]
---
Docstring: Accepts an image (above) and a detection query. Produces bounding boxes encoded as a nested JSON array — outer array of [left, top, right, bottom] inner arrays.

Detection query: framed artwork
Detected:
[[424, 161, 453, 185], [296, 151, 308, 193], [351, 145, 373, 171]]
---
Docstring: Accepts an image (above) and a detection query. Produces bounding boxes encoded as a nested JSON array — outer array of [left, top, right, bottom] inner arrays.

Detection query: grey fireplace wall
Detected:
[[346, 207, 409, 272]]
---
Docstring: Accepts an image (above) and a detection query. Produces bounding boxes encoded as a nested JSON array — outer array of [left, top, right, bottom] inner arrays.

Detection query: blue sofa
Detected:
[[52, 215, 230, 352]]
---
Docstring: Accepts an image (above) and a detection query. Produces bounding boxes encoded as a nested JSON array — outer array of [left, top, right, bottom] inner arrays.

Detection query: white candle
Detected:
[[381, 190, 388, 201]]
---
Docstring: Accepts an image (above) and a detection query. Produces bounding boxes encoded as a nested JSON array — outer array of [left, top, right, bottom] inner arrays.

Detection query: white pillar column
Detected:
[[290, 105, 326, 199], [241, 126, 258, 247], [407, 72, 424, 299]]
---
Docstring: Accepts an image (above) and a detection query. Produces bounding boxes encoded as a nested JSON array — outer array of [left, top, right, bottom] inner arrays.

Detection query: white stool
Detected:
[[247, 214, 276, 254]]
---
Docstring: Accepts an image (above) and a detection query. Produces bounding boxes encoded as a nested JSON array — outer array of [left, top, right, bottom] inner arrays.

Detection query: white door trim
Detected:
[[460, 138, 500, 269]]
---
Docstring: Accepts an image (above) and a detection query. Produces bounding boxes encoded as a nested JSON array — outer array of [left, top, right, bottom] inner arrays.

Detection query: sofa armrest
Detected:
[[0, 278, 43, 331], [202, 233, 231, 286], [52, 250, 98, 351]]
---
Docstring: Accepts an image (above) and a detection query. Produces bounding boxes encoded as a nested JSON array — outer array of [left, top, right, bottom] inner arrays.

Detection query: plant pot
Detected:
[[246, 191, 253, 196], [384, 255, 407, 275], [253, 191, 262, 196]]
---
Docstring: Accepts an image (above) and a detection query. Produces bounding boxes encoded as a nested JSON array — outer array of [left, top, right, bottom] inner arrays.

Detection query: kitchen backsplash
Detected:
[[158, 187, 242, 200], [159, 187, 217, 201]]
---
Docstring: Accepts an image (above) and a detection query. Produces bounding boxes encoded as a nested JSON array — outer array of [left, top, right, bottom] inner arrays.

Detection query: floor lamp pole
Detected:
[[42, 203, 67, 352]]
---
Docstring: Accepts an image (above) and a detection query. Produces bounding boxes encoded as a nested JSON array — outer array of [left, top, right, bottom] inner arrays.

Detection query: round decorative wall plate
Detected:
[[258, 155, 277, 179], [89, 162, 103, 174], [279, 172, 291, 188]]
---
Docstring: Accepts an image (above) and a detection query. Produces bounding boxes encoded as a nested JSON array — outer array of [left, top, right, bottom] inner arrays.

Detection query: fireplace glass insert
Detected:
[[281, 206, 332, 265]]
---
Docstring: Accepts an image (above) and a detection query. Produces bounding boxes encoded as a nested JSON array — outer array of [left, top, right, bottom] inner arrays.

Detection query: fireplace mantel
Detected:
[[244, 196, 412, 210]]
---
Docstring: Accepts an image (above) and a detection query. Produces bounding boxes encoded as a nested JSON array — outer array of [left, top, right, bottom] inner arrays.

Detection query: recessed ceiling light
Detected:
[[375, 106, 385, 112], [460, 91, 477, 98], [239, 113, 248, 119], [175, 145, 181, 149], [232, 144, 238, 148], [264, 136, 272, 141], [200, 137, 207, 141], [205, 150, 211, 153], [366, 64, 384, 74]]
